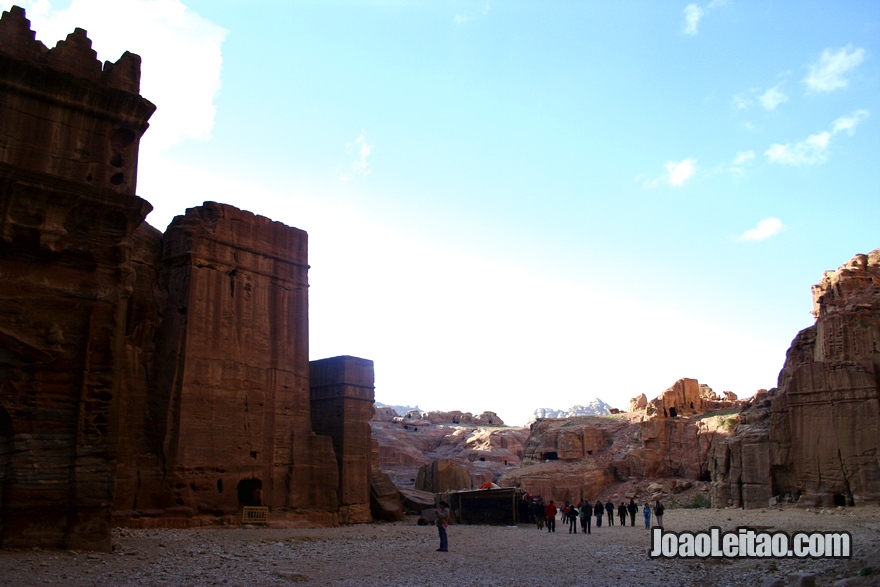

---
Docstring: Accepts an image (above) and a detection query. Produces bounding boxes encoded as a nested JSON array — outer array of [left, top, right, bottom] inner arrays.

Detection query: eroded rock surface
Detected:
[[711, 250, 880, 508]]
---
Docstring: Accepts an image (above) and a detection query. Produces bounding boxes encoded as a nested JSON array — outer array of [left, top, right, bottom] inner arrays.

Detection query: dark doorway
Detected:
[[237, 478, 263, 506], [669, 407, 678, 418]]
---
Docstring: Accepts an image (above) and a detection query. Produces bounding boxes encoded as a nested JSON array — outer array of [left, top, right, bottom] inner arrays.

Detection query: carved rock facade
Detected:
[[711, 250, 880, 508], [0, 6, 375, 550]]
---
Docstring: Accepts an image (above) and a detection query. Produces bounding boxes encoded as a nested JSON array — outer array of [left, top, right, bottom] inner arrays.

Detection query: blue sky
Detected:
[[7, 0, 879, 425]]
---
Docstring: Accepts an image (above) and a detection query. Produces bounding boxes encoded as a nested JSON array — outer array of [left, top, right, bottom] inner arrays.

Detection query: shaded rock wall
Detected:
[[0, 6, 153, 551], [0, 5, 377, 548], [711, 250, 880, 508], [310, 356, 375, 523]]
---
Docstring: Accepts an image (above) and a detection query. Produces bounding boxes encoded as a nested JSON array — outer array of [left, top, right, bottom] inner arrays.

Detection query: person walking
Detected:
[[617, 502, 627, 527], [643, 502, 651, 529], [605, 500, 614, 526], [579, 500, 592, 534], [654, 500, 665, 528], [435, 500, 450, 552], [545, 500, 558, 533], [535, 498, 546, 530], [627, 499, 637, 527], [594, 500, 603, 528], [568, 502, 578, 534]]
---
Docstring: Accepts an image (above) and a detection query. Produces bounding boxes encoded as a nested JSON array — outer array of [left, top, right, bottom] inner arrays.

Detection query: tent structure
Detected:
[[440, 487, 526, 525]]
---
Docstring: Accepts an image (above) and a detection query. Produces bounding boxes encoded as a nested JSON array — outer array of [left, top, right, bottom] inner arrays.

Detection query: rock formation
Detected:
[[371, 408, 528, 490], [532, 398, 613, 421], [0, 6, 378, 550], [711, 250, 880, 508], [0, 6, 154, 551], [500, 379, 743, 505], [415, 459, 473, 492]]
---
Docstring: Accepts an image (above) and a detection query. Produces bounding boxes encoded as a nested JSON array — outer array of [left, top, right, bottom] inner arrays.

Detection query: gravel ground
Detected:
[[1, 506, 879, 587]]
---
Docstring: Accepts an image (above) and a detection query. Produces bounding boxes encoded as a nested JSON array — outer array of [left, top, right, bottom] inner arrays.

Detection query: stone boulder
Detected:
[[416, 459, 473, 492]]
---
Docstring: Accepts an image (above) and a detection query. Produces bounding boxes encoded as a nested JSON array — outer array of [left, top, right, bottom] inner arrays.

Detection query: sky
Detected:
[[5, 0, 879, 425]]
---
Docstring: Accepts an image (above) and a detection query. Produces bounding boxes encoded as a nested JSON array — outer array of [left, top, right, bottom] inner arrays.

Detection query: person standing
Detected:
[[617, 502, 627, 527], [594, 500, 603, 528], [627, 499, 637, 527], [643, 503, 651, 529], [605, 500, 614, 526], [545, 500, 558, 533], [435, 500, 450, 552], [654, 500, 665, 528], [568, 502, 578, 534], [579, 500, 592, 534]]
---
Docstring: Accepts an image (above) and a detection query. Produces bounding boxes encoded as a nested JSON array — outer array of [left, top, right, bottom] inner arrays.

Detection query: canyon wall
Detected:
[[711, 250, 880, 508], [0, 6, 376, 549], [0, 6, 154, 550]]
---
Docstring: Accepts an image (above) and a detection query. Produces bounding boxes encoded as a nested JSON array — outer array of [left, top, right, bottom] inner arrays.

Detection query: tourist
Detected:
[[594, 500, 603, 527], [654, 500, 665, 528], [535, 498, 546, 530], [627, 499, 637, 526], [617, 502, 627, 527], [568, 502, 578, 534], [579, 500, 592, 534], [435, 500, 450, 552], [605, 500, 615, 526], [643, 503, 651, 529], [545, 500, 557, 533]]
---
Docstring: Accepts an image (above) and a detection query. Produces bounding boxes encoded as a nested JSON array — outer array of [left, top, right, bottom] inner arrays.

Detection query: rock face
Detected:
[[0, 6, 154, 551], [711, 250, 880, 508], [415, 459, 473, 492], [371, 409, 529, 490], [500, 379, 742, 505], [0, 6, 376, 550]]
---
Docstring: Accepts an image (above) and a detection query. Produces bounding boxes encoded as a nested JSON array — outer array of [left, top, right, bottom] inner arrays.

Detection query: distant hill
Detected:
[[532, 398, 613, 420], [374, 402, 420, 417]]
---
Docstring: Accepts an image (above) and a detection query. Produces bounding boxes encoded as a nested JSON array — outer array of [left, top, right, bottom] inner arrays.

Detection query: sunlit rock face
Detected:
[[711, 249, 880, 509]]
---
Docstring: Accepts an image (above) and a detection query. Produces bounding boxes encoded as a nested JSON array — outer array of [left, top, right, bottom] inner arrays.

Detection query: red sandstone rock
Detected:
[[0, 5, 153, 551], [712, 249, 880, 508]]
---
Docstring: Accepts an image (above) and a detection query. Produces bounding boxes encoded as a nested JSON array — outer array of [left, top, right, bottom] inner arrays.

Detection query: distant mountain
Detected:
[[374, 402, 420, 417], [532, 398, 613, 420]]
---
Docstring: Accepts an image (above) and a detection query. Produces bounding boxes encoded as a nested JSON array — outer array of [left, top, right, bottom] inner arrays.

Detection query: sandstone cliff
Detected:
[[371, 408, 529, 490], [711, 250, 880, 509]]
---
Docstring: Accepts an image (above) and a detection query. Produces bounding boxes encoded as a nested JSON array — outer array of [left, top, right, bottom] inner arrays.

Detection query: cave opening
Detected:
[[237, 478, 263, 506]]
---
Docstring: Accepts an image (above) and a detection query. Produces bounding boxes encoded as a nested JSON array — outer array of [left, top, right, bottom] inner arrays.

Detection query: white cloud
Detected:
[[341, 130, 373, 182], [9, 0, 228, 155], [454, 1, 490, 25], [765, 131, 831, 165], [758, 85, 788, 110], [733, 150, 755, 165], [666, 158, 696, 186], [804, 45, 866, 93], [683, 3, 704, 35], [765, 109, 869, 166], [832, 109, 869, 135], [738, 218, 785, 242]]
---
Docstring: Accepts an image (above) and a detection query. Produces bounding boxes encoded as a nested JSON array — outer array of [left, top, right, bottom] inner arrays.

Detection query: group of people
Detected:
[[435, 496, 666, 551], [524, 496, 665, 534]]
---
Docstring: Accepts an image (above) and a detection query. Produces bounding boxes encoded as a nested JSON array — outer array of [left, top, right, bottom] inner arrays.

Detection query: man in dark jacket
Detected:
[[594, 500, 603, 527], [627, 499, 638, 526], [580, 500, 593, 534], [605, 500, 614, 526], [617, 502, 627, 526]]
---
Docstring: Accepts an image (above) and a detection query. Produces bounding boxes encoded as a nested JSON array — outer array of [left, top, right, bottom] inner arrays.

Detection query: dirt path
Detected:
[[1, 506, 879, 586]]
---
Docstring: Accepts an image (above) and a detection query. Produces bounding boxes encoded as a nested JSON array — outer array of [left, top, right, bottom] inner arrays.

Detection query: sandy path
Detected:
[[1, 506, 879, 586]]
